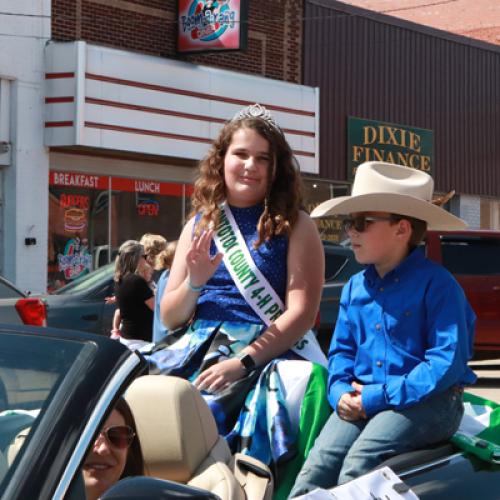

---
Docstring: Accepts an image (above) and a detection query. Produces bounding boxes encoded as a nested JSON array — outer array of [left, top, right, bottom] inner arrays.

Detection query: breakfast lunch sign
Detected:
[[177, 0, 248, 53]]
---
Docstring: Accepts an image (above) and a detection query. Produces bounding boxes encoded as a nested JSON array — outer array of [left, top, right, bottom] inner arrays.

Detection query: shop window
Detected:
[[303, 179, 350, 243], [48, 171, 192, 291], [48, 172, 110, 291], [110, 177, 185, 249]]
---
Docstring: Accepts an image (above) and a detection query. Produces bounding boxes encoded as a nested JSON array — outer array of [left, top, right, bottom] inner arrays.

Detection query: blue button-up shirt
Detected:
[[328, 248, 477, 416]]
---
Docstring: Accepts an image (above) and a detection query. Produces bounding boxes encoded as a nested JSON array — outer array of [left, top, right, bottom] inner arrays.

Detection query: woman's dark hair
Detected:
[[114, 397, 145, 478], [190, 116, 304, 247], [114, 240, 144, 283]]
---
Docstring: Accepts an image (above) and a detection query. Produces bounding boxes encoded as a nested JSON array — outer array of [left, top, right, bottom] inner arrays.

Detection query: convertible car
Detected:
[[0, 325, 499, 500], [0, 325, 273, 500]]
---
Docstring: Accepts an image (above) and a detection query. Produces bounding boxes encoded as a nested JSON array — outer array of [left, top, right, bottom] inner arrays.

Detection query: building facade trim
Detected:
[[45, 41, 319, 173]]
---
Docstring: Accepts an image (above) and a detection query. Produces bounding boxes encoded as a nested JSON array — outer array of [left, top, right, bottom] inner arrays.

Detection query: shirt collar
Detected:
[[363, 246, 425, 287]]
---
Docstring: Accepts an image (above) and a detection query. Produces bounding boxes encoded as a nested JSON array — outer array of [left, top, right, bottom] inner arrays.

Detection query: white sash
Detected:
[[213, 203, 327, 366]]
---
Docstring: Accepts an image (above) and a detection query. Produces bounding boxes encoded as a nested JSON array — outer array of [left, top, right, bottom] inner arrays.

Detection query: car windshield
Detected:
[[0, 332, 95, 488], [54, 263, 114, 295]]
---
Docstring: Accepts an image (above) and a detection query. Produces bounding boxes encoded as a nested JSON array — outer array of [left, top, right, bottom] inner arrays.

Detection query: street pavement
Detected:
[[467, 358, 500, 402]]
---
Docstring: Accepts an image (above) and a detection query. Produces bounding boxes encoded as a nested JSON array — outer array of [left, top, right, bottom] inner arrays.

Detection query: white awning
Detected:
[[44, 41, 320, 174]]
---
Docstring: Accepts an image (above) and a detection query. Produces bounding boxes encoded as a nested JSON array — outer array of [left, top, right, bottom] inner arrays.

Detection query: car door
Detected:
[[438, 235, 500, 350], [65, 279, 115, 335], [45, 264, 116, 336]]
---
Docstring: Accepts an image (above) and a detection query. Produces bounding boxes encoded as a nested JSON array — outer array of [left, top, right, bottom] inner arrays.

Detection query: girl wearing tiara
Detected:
[[148, 104, 327, 493]]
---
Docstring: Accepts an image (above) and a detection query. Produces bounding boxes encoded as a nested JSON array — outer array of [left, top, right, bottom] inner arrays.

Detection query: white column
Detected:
[[0, 1, 51, 293]]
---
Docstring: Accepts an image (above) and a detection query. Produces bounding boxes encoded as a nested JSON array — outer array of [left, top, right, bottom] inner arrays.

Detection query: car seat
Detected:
[[0, 449, 7, 483], [6, 427, 30, 466], [125, 375, 273, 500]]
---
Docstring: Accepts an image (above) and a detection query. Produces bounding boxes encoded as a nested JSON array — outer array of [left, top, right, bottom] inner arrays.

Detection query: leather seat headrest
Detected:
[[125, 375, 219, 483]]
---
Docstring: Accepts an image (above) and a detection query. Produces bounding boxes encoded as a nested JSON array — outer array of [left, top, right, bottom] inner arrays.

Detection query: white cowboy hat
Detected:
[[311, 161, 467, 230]]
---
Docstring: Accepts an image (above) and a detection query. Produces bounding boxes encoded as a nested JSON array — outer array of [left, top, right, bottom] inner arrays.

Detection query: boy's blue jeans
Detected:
[[289, 387, 463, 498]]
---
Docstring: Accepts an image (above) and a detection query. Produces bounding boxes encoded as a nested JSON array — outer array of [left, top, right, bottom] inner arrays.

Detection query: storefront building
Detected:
[[303, 0, 500, 240], [5, 0, 499, 292], [2, 0, 329, 293]]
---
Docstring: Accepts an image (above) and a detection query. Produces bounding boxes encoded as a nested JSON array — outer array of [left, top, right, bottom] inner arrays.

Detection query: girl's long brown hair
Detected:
[[190, 117, 304, 247]]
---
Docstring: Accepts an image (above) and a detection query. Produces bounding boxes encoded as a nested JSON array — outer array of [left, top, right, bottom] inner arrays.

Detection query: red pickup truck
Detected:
[[425, 230, 500, 357]]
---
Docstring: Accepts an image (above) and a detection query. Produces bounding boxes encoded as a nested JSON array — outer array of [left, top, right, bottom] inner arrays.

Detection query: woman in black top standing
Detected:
[[114, 240, 155, 345]]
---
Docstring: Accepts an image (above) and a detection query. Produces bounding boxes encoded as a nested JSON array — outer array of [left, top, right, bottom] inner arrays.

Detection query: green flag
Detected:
[[452, 392, 500, 464]]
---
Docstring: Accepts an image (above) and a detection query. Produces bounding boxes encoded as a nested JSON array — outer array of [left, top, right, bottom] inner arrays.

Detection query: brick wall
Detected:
[[339, 0, 500, 46], [52, 0, 303, 83]]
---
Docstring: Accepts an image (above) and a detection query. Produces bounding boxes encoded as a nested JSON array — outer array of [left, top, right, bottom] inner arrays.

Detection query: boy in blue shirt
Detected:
[[290, 161, 476, 497]]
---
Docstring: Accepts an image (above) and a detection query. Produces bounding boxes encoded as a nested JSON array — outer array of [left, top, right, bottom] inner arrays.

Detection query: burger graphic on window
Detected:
[[64, 207, 87, 232]]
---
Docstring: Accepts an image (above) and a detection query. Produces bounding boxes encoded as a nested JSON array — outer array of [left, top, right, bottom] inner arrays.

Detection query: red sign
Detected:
[[137, 201, 160, 217], [50, 171, 193, 197], [59, 194, 89, 209], [50, 171, 109, 190], [111, 177, 185, 196], [177, 0, 248, 53]]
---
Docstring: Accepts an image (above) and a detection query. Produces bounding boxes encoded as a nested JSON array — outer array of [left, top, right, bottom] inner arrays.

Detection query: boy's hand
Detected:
[[351, 381, 364, 393], [350, 381, 367, 419], [338, 392, 366, 421]]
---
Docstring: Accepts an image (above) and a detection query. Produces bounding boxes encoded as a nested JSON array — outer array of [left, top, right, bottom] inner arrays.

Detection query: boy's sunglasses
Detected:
[[97, 425, 135, 449], [342, 215, 396, 233]]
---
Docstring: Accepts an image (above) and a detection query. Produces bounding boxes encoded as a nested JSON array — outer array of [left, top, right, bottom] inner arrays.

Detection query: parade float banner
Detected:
[[347, 117, 434, 182], [177, 0, 248, 53]]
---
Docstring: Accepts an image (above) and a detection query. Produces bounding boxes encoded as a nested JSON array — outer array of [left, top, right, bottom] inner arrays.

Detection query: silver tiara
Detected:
[[232, 103, 280, 130]]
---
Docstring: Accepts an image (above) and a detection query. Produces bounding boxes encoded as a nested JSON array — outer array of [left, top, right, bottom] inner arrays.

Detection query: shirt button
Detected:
[[375, 323, 381, 331], [376, 361, 383, 367], [379, 287, 384, 292], [394, 277, 399, 283]]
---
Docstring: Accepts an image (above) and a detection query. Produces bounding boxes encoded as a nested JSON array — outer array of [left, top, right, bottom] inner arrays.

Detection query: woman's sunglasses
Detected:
[[97, 425, 135, 449], [342, 215, 396, 233]]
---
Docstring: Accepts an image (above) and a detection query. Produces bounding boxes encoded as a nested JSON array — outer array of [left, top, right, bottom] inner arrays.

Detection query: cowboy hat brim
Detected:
[[311, 193, 467, 230]]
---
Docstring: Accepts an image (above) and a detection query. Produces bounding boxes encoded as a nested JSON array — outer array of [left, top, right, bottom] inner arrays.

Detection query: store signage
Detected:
[[50, 171, 109, 190], [59, 194, 89, 209], [177, 0, 248, 53], [347, 117, 433, 181], [135, 180, 160, 194], [112, 177, 184, 196], [137, 200, 160, 217], [58, 236, 92, 281]]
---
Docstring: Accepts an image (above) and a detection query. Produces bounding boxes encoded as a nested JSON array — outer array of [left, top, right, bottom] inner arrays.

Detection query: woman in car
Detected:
[[83, 397, 144, 500], [148, 104, 327, 480]]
